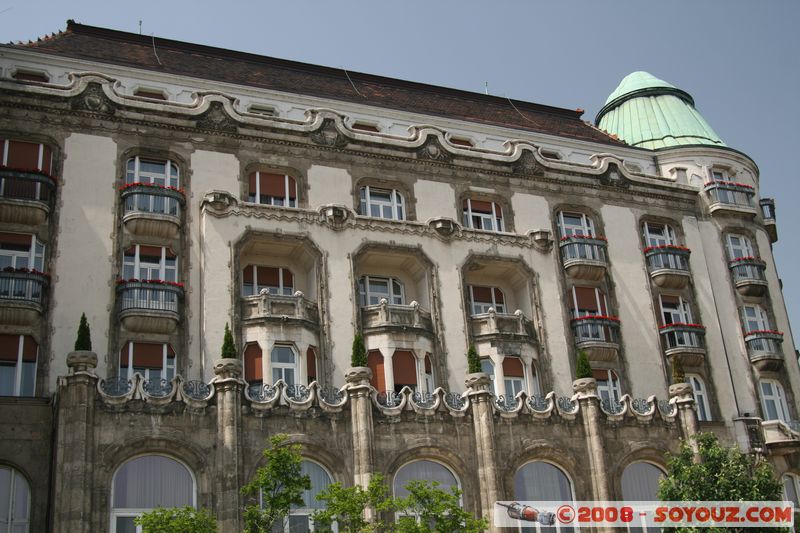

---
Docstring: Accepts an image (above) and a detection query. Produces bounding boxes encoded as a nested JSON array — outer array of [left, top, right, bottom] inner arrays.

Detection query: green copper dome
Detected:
[[596, 71, 725, 149]]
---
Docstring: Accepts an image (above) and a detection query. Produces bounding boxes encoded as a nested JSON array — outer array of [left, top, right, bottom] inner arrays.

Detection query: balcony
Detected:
[[559, 235, 608, 281], [361, 299, 434, 337], [760, 198, 778, 243], [728, 257, 768, 297], [0, 269, 49, 325], [571, 315, 620, 362], [703, 180, 756, 217], [470, 308, 536, 345], [116, 280, 183, 334], [120, 183, 185, 239], [659, 323, 706, 367], [762, 420, 800, 452], [644, 245, 691, 289], [0, 168, 56, 225], [744, 330, 784, 371], [241, 290, 319, 329]]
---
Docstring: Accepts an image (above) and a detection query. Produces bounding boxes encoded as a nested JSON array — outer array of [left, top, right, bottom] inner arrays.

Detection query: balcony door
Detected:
[[642, 222, 676, 247]]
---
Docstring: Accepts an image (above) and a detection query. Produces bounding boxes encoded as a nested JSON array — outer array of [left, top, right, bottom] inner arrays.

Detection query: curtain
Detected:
[[113, 455, 194, 508], [393, 460, 458, 498], [514, 462, 571, 501]]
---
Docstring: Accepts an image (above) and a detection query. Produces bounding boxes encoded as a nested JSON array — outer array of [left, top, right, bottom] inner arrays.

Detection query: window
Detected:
[[742, 304, 780, 354], [393, 350, 418, 393], [244, 343, 263, 386], [0, 465, 30, 533], [422, 355, 434, 394], [394, 460, 460, 524], [558, 211, 605, 262], [126, 157, 179, 188], [569, 287, 613, 342], [352, 122, 380, 132], [110, 455, 195, 533], [359, 186, 405, 220], [686, 374, 711, 421], [783, 474, 800, 509], [481, 358, 495, 387], [122, 246, 177, 282], [358, 276, 404, 306], [468, 285, 505, 315], [642, 222, 676, 247], [247, 171, 297, 207], [0, 335, 37, 397], [242, 265, 294, 297], [503, 357, 525, 399], [659, 295, 702, 349], [725, 234, 755, 260], [0, 233, 44, 271], [12, 70, 48, 83], [449, 136, 474, 147], [462, 198, 503, 232], [1, 139, 55, 202], [760, 380, 790, 423], [594, 369, 621, 405], [269, 460, 333, 532], [133, 88, 166, 100], [248, 104, 276, 116], [271, 345, 297, 386], [119, 342, 176, 381], [557, 211, 594, 238], [621, 462, 665, 533], [514, 462, 574, 533], [367, 350, 386, 392]]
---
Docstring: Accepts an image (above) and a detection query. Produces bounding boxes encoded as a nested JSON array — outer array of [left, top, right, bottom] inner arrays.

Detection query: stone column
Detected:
[[213, 358, 244, 533], [669, 382, 700, 460], [53, 351, 98, 533], [345, 367, 376, 520], [573, 378, 611, 502], [465, 372, 501, 532]]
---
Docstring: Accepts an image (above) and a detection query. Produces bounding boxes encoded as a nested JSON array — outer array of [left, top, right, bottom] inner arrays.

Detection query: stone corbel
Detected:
[[319, 204, 352, 229], [528, 229, 553, 252], [202, 190, 236, 211]]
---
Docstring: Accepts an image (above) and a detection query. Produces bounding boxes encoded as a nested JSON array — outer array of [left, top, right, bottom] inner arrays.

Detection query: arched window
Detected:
[[247, 171, 297, 207], [110, 455, 195, 532], [0, 335, 37, 397], [468, 285, 505, 315], [760, 379, 790, 422], [393, 459, 459, 498], [783, 473, 800, 508], [463, 198, 503, 232], [686, 374, 711, 422], [119, 342, 176, 381], [503, 356, 525, 398], [642, 222, 676, 247], [244, 343, 263, 385], [269, 460, 332, 532], [271, 345, 297, 386], [621, 462, 665, 533], [557, 211, 594, 238], [393, 350, 417, 393], [594, 369, 621, 406], [514, 461, 573, 532], [0, 465, 30, 532], [359, 276, 404, 306], [359, 186, 405, 220], [242, 265, 294, 296]]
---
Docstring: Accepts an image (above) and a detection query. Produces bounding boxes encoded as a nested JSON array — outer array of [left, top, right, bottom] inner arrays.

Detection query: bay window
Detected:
[[0, 334, 37, 397], [247, 171, 297, 207], [119, 342, 176, 381], [468, 285, 505, 314], [359, 186, 404, 220], [359, 276, 404, 306], [125, 157, 180, 215], [242, 265, 294, 296], [1, 138, 54, 202], [463, 198, 503, 232]]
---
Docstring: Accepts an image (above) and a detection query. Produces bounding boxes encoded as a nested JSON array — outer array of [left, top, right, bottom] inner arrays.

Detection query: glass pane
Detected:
[[0, 364, 16, 396], [621, 462, 663, 501], [116, 516, 138, 533], [514, 462, 572, 502], [0, 467, 10, 522], [784, 477, 799, 506], [300, 461, 332, 510], [12, 472, 28, 521], [20, 362, 35, 397], [113, 455, 193, 508], [288, 515, 310, 533], [271, 347, 296, 364]]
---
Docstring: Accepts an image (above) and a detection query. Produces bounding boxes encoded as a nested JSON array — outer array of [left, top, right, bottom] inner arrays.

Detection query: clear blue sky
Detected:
[[3, 1, 798, 345]]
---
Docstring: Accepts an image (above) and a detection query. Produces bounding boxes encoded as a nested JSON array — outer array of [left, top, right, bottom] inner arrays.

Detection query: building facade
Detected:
[[0, 20, 798, 532]]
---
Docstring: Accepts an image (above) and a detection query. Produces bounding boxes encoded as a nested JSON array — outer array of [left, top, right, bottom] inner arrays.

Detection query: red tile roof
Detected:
[[7, 20, 624, 146]]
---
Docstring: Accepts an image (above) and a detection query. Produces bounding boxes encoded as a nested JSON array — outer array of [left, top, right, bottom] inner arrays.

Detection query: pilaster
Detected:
[[465, 372, 501, 532], [669, 382, 700, 460], [573, 378, 611, 501], [213, 358, 244, 533]]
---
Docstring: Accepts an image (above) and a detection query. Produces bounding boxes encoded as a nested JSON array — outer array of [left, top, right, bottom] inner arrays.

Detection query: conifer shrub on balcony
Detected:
[[221, 323, 235, 358], [351, 333, 367, 367], [467, 345, 481, 374], [576, 349, 592, 379], [74, 313, 92, 351]]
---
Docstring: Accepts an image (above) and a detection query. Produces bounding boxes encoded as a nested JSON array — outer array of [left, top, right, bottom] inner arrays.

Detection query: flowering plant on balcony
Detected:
[[116, 278, 185, 288], [729, 256, 763, 263], [560, 234, 607, 242], [744, 329, 784, 336], [119, 181, 185, 195], [0, 164, 57, 181], [704, 180, 754, 190], [571, 314, 620, 322], [1, 266, 51, 278], [643, 244, 691, 254], [658, 322, 705, 330]]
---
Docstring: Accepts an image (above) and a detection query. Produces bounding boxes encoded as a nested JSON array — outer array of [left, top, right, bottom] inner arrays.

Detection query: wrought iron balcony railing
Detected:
[[0, 167, 56, 204], [703, 180, 755, 210], [644, 245, 690, 272], [121, 183, 185, 218], [571, 315, 620, 344], [559, 235, 608, 264], [116, 280, 183, 315], [0, 269, 49, 305], [659, 323, 706, 351]]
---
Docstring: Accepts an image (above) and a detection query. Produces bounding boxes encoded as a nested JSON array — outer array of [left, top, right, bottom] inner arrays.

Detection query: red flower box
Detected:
[[119, 181, 185, 195], [729, 256, 762, 262], [659, 322, 705, 330], [705, 179, 754, 190], [117, 278, 184, 289], [643, 244, 691, 253], [571, 314, 620, 322], [0, 164, 57, 181], [560, 234, 607, 242], [744, 329, 784, 336]]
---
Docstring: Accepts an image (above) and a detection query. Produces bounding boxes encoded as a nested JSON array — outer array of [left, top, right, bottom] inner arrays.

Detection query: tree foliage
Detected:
[[659, 432, 783, 502], [467, 345, 481, 374], [312, 474, 395, 533], [241, 434, 311, 533], [221, 322, 236, 359], [74, 313, 92, 351], [134, 506, 216, 533], [351, 333, 367, 367], [575, 349, 592, 379], [394, 480, 488, 533]]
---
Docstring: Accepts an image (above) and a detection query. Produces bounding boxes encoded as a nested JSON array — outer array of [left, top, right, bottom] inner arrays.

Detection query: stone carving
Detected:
[[196, 101, 237, 133], [428, 217, 458, 238], [70, 82, 116, 115], [416, 136, 452, 162], [598, 163, 631, 188], [512, 150, 544, 176], [310, 118, 348, 148]]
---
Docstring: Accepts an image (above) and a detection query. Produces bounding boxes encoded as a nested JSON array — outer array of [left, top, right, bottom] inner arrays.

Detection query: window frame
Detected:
[[686, 374, 711, 422], [119, 342, 176, 382], [359, 185, 405, 221], [725, 233, 755, 260], [359, 275, 405, 306], [659, 295, 693, 325], [0, 234, 44, 271], [760, 379, 790, 423], [0, 465, 31, 533], [557, 210, 595, 238], [122, 245, 178, 282], [0, 334, 37, 397], [241, 265, 294, 297], [247, 171, 298, 207], [270, 344, 298, 386], [462, 198, 504, 233], [642, 221, 676, 247], [468, 285, 506, 315]]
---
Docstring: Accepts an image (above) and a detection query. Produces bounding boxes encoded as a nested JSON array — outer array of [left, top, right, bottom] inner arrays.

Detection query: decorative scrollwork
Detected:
[[658, 399, 674, 416], [412, 392, 435, 408], [101, 376, 132, 397], [631, 398, 651, 415], [601, 398, 624, 415], [286, 384, 310, 401], [182, 380, 211, 400], [248, 383, 278, 402], [528, 394, 550, 412], [319, 386, 345, 404], [143, 378, 173, 398], [495, 395, 519, 411], [377, 391, 402, 408], [557, 396, 577, 413], [444, 392, 465, 410]]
